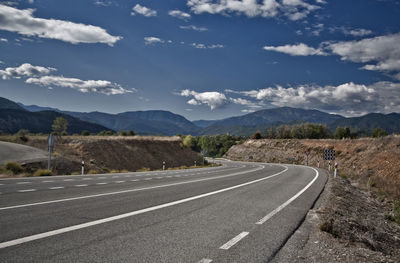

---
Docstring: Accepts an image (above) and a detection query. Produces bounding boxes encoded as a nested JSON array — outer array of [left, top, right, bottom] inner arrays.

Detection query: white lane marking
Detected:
[[111, 176, 119, 179], [115, 181, 125, 184], [75, 184, 88, 187], [63, 179, 75, 182], [42, 180, 54, 183], [256, 167, 319, 225], [219, 232, 249, 250], [17, 182, 31, 185], [82, 178, 93, 181], [0, 164, 276, 211], [0, 166, 286, 249], [124, 175, 131, 178], [130, 179, 139, 182], [49, 187, 64, 190], [17, 189, 36, 193], [0, 183, 3, 185], [166, 176, 172, 178], [144, 178, 152, 181], [198, 259, 212, 263], [96, 183, 107, 185], [98, 177, 106, 179], [155, 177, 162, 179]]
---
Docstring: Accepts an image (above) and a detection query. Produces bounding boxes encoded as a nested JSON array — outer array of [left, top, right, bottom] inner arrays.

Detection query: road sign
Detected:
[[323, 149, 335, 160], [201, 150, 207, 157], [47, 134, 55, 151]]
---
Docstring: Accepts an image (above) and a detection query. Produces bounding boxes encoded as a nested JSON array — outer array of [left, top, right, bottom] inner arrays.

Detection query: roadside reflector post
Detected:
[[163, 161, 165, 171], [81, 160, 85, 175], [305, 151, 310, 166], [47, 134, 55, 171], [334, 162, 338, 178], [194, 161, 197, 167], [317, 159, 320, 168]]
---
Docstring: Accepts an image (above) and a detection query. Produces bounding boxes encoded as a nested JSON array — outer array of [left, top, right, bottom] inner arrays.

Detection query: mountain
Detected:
[[329, 113, 400, 134], [18, 103, 61, 113], [0, 97, 26, 111], [0, 109, 112, 134], [200, 107, 345, 135], [192, 120, 218, 128], [64, 110, 200, 136]]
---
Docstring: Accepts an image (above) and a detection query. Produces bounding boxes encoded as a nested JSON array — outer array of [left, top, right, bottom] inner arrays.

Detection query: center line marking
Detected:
[[198, 259, 212, 263], [96, 182, 107, 185], [49, 187, 64, 190], [17, 182, 31, 184], [115, 181, 125, 184], [144, 178, 152, 181], [75, 184, 88, 187], [0, 164, 277, 211], [130, 179, 139, 182], [63, 179, 75, 182], [42, 180, 54, 183], [219, 232, 249, 250], [18, 189, 36, 193], [0, 165, 288, 249]]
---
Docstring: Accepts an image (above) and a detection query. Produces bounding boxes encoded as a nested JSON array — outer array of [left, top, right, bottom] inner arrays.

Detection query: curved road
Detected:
[[0, 141, 48, 165], [0, 160, 327, 262]]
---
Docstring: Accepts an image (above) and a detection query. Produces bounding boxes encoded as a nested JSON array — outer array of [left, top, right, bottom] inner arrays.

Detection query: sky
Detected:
[[0, 0, 399, 120]]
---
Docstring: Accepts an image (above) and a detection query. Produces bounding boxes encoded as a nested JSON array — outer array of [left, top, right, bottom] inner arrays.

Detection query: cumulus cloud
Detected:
[[187, 0, 322, 21], [231, 81, 400, 116], [168, 10, 191, 20], [263, 43, 326, 56], [0, 38, 8, 42], [180, 89, 227, 110], [179, 25, 208, 31], [144, 37, 164, 45], [26, 76, 133, 95], [0, 4, 121, 46], [191, 42, 224, 49], [131, 4, 157, 17], [329, 26, 373, 37], [0, 63, 56, 80]]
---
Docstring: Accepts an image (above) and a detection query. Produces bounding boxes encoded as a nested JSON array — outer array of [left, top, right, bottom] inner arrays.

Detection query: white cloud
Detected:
[[187, 0, 322, 21], [26, 76, 133, 95], [0, 4, 121, 46], [326, 33, 400, 78], [191, 42, 224, 49], [329, 26, 373, 37], [233, 81, 400, 116], [179, 25, 208, 31], [191, 43, 206, 49], [168, 10, 191, 20], [28, 0, 34, 3], [144, 37, 164, 45], [131, 4, 157, 17], [180, 89, 227, 110], [0, 63, 56, 80], [93, 1, 114, 7], [0, 38, 8, 42], [263, 43, 326, 56]]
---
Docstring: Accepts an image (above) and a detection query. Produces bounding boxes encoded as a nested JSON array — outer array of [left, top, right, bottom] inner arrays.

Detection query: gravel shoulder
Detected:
[[272, 173, 400, 263]]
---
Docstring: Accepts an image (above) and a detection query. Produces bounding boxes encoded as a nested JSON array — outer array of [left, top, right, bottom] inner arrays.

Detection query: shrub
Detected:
[[136, 167, 150, 172], [88, 170, 99, 174], [5, 162, 24, 174], [81, 130, 90, 136], [71, 171, 81, 175], [120, 169, 129, 173], [110, 169, 120, 173], [16, 129, 29, 142], [33, 169, 53, 177]]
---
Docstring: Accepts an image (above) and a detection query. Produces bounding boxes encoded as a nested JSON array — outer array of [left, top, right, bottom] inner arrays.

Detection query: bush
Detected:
[[136, 167, 150, 172], [110, 169, 120, 173], [71, 171, 81, 175], [16, 129, 29, 142], [120, 169, 129, 173], [33, 169, 53, 177], [81, 130, 90, 136], [5, 162, 24, 174], [88, 170, 99, 174]]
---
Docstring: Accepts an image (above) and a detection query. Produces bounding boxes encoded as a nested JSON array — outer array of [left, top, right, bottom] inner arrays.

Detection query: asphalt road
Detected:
[[0, 160, 327, 262], [0, 141, 48, 165]]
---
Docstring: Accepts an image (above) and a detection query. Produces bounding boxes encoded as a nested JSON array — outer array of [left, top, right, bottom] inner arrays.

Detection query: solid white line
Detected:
[[18, 189, 36, 193], [0, 164, 277, 211], [49, 187, 64, 190], [17, 182, 31, 185], [0, 166, 288, 249], [75, 184, 88, 187], [219, 232, 249, 250], [198, 259, 212, 263], [255, 167, 319, 225]]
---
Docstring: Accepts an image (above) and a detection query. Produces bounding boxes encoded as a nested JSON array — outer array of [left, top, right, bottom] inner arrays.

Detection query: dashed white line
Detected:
[[198, 259, 212, 263], [49, 187, 64, 190], [96, 183, 107, 185], [42, 180, 54, 183], [144, 178, 152, 181], [17, 182, 31, 185], [18, 189, 36, 193], [115, 181, 125, 184], [63, 179, 75, 182], [82, 178, 93, 181], [75, 184, 88, 187], [130, 179, 139, 182], [219, 232, 249, 250], [155, 177, 162, 179], [98, 177, 106, 179]]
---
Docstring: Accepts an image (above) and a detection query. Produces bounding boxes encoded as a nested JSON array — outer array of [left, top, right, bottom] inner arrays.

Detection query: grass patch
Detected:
[[88, 170, 99, 174], [33, 169, 53, 177], [386, 201, 400, 225], [110, 169, 120, 173], [5, 162, 24, 174], [71, 171, 81, 175], [136, 167, 151, 172]]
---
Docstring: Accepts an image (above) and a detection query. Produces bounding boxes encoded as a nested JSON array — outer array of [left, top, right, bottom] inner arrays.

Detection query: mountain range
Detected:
[[0, 97, 399, 136]]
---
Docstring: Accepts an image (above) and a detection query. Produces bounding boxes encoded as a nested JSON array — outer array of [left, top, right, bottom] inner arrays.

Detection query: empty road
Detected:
[[0, 160, 327, 262]]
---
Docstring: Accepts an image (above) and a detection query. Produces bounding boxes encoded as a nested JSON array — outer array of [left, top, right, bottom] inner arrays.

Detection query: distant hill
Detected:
[[192, 120, 218, 128], [0, 97, 26, 111], [64, 110, 200, 136], [0, 109, 112, 134], [18, 103, 61, 113], [200, 107, 345, 135], [329, 113, 400, 134]]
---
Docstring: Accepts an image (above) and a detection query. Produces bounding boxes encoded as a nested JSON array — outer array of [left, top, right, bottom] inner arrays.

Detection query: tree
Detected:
[[16, 129, 29, 142], [52, 117, 68, 136], [251, 130, 262, 140], [183, 135, 194, 148], [81, 130, 90, 136], [334, 126, 351, 139], [372, 127, 387, 138], [266, 126, 277, 139]]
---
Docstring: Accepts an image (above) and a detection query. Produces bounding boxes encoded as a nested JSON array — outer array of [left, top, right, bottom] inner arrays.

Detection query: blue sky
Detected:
[[0, 0, 399, 120]]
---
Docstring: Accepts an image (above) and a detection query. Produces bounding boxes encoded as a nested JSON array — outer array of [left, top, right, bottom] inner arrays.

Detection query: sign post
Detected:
[[81, 160, 85, 175], [162, 161, 166, 171], [334, 162, 338, 178], [201, 150, 207, 165], [323, 149, 336, 175], [47, 134, 55, 170], [305, 151, 310, 166]]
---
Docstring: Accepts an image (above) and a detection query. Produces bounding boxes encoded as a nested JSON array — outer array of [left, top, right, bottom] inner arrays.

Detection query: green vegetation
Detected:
[[181, 134, 243, 157], [81, 130, 90, 136], [372, 127, 388, 138], [136, 167, 151, 172], [52, 117, 68, 136], [5, 162, 24, 174], [33, 169, 53, 177], [16, 129, 29, 142], [88, 169, 99, 174], [385, 201, 400, 225], [249, 123, 332, 140]]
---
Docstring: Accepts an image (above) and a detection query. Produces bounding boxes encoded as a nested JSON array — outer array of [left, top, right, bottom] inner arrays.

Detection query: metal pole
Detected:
[[48, 147, 51, 170]]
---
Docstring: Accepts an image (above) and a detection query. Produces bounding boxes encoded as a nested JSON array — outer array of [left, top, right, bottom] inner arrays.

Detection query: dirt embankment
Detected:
[[225, 136, 400, 261], [0, 136, 202, 175]]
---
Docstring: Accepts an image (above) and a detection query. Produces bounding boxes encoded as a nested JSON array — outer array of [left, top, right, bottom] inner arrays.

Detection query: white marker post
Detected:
[[317, 160, 320, 168], [47, 134, 55, 171], [81, 160, 85, 175], [162, 161, 165, 171], [334, 162, 338, 178], [328, 160, 331, 172]]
